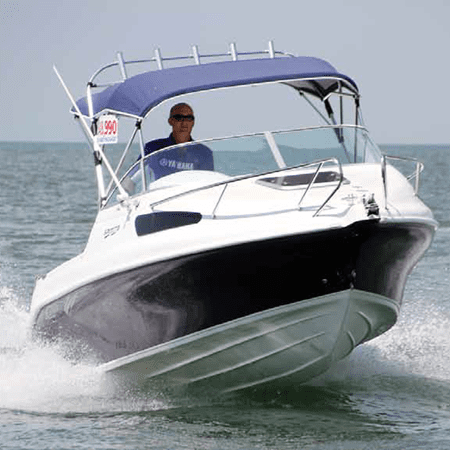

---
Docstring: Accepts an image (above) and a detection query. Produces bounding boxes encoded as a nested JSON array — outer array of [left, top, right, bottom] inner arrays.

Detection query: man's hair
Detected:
[[169, 103, 193, 116]]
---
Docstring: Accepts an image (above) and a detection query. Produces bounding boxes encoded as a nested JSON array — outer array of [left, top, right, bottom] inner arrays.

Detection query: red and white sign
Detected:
[[96, 115, 118, 144]]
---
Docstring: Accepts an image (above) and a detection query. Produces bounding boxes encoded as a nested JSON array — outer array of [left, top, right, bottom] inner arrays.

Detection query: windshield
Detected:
[[106, 125, 381, 206]]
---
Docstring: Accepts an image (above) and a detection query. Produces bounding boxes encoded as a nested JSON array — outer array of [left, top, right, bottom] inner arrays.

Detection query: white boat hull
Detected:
[[100, 289, 398, 393]]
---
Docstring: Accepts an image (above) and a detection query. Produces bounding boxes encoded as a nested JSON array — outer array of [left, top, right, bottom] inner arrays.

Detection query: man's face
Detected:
[[168, 105, 195, 143]]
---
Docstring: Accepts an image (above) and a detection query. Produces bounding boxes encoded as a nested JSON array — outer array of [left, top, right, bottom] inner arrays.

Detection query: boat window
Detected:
[[272, 126, 381, 165]]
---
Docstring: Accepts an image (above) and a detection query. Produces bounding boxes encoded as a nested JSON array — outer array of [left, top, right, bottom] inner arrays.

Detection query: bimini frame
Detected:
[[55, 41, 363, 208]]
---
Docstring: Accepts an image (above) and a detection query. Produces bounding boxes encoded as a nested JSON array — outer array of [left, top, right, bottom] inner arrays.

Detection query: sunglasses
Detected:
[[171, 114, 195, 122]]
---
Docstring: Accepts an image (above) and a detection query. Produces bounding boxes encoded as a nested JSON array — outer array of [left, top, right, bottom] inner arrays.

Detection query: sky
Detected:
[[1, 0, 449, 144]]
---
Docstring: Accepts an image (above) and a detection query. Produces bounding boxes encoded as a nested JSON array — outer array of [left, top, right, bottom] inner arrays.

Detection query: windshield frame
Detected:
[[104, 124, 381, 207]]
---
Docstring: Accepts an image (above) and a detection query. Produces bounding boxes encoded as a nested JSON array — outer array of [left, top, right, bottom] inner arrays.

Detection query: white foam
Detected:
[[367, 303, 450, 381], [0, 298, 166, 414], [312, 296, 450, 385]]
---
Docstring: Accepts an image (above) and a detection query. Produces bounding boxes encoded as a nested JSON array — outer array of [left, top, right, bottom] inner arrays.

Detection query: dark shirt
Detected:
[[143, 134, 214, 179]]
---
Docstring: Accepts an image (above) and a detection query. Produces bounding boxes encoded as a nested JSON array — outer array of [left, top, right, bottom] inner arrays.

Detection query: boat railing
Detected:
[[381, 154, 424, 207], [298, 158, 344, 216], [147, 157, 343, 219], [88, 41, 295, 88], [109, 124, 372, 199], [104, 125, 379, 209]]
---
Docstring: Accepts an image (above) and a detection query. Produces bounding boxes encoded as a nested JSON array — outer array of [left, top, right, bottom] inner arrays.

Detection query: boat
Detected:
[[29, 42, 437, 393]]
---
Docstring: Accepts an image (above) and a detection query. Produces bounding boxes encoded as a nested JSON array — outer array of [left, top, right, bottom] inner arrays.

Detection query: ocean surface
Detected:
[[0, 141, 448, 449]]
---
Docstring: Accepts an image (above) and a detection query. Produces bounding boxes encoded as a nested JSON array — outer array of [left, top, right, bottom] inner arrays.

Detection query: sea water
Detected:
[[0, 142, 449, 449]]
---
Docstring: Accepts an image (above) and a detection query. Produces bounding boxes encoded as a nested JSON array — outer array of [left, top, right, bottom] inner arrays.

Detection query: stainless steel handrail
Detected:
[[381, 154, 424, 208], [105, 124, 370, 207], [88, 41, 294, 87], [147, 157, 343, 219], [300, 158, 344, 217]]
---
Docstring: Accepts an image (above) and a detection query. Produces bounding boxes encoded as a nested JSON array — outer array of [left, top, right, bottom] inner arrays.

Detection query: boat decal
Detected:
[[159, 158, 194, 171], [104, 225, 120, 239], [96, 114, 118, 144]]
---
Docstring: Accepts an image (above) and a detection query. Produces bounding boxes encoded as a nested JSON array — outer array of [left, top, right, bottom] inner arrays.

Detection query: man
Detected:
[[144, 103, 214, 179]]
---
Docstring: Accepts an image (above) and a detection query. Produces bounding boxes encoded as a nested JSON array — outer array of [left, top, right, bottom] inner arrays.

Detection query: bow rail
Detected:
[[144, 157, 344, 220]]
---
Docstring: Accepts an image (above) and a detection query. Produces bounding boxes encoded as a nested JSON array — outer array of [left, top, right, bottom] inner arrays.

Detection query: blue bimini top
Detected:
[[75, 56, 358, 119]]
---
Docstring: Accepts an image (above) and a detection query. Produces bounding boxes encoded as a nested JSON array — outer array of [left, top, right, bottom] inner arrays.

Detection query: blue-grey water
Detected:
[[0, 142, 449, 449]]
